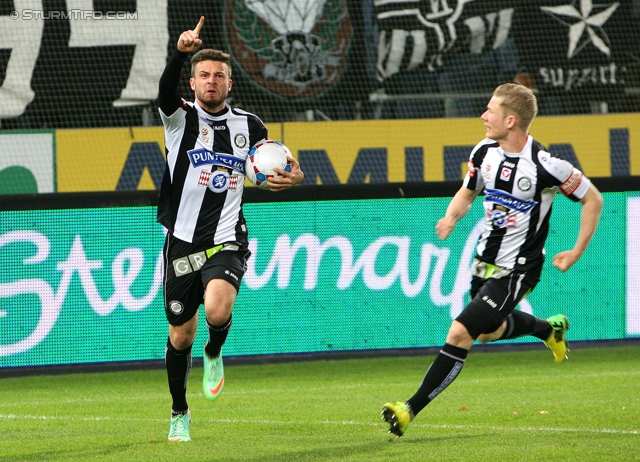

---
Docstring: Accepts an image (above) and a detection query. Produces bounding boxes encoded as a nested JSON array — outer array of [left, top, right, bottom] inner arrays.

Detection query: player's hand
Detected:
[[435, 216, 455, 240], [552, 250, 581, 272], [268, 156, 304, 192], [177, 16, 204, 53]]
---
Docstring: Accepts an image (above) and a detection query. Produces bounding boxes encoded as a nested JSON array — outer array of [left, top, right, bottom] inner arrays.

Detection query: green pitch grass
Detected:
[[1, 346, 638, 461]]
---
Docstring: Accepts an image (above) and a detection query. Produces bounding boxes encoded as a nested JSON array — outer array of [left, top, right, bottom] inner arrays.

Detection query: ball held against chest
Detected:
[[245, 140, 293, 189]]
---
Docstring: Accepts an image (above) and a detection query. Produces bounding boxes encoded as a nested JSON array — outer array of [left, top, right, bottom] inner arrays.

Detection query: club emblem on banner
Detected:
[[224, 0, 352, 100]]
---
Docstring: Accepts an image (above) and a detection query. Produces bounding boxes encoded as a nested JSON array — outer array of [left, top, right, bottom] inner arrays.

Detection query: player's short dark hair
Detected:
[[493, 83, 538, 132], [190, 49, 232, 78]]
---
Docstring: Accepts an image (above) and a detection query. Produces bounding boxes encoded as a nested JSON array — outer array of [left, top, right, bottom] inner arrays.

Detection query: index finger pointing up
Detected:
[[194, 16, 204, 36]]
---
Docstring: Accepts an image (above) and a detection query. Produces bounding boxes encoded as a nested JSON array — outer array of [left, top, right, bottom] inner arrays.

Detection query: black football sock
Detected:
[[204, 315, 232, 358], [406, 343, 468, 416], [498, 310, 553, 341], [165, 338, 192, 414]]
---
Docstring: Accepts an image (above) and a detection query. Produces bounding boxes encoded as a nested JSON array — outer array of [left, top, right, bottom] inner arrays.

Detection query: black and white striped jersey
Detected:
[[464, 136, 591, 273], [157, 51, 268, 245]]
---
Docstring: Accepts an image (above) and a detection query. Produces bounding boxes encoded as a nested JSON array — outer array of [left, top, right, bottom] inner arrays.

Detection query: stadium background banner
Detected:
[[53, 113, 640, 191], [0, 187, 637, 369], [1, 1, 638, 130]]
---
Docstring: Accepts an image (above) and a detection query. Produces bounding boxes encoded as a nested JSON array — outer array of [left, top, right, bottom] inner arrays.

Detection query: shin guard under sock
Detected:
[[165, 338, 192, 414], [407, 343, 468, 416], [204, 315, 232, 358]]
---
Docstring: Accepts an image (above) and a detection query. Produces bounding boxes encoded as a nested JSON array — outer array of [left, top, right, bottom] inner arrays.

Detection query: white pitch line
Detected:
[[1, 414, 638, 435]]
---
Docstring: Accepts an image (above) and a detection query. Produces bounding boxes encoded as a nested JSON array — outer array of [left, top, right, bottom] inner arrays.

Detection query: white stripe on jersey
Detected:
[[213, 114, 250, 243], [160, 104, 187, 182]]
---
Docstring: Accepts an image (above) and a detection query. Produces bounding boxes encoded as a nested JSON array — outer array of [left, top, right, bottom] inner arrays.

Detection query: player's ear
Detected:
[[189, 77, 195, 91], [228, 79, 233, 91]]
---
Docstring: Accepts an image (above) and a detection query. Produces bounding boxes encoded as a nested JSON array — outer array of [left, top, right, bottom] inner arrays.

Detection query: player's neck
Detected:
[[196, 100, 227, 116], [499, 132, 529, 155]]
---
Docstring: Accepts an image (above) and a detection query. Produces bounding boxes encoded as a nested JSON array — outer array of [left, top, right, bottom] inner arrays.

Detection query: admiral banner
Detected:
[[288, 113, 640, 184], [54, 114, 639, 191]]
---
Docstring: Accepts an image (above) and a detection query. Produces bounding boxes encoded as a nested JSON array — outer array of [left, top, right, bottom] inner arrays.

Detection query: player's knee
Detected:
[[169, 322, 197, 349], [445, 320, 475, 348], [169, 331, 195, 350], [204, 302, 233, 326]]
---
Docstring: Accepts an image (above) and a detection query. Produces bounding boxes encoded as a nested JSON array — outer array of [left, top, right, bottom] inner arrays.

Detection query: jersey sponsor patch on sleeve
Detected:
[[560, 168, 583, 196]]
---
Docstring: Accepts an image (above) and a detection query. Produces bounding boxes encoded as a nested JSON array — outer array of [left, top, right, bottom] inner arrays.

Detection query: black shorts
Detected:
[[162, 233, 250, 326], [455, 271, 539, 339]]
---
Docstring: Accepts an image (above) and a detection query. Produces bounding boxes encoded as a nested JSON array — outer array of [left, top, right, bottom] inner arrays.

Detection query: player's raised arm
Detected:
[[177, 16, 205, 53]]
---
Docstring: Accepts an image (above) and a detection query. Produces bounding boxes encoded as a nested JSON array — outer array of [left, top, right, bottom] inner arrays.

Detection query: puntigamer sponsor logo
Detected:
[[187, 149, 246, 173], [485, 188, 536, 212]]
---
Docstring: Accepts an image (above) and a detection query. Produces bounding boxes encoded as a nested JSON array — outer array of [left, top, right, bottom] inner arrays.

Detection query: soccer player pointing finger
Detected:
[[382, 83, 603, 438], [157, 17, 303, 443]]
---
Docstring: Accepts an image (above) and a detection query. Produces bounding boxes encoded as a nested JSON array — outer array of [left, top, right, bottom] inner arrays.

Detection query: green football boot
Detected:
[[167, 411, 191, 443], [543, 314, 569, 364], [381, 401, 411, 437], [203, 345, 225, 400]]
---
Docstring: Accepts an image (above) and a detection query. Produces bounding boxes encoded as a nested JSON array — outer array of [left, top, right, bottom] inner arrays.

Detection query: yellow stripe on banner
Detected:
[[281, 113, 640, 182], [533, 113, 640, 177], [54, 114, 640, 191], [283, 118, 485, 183]]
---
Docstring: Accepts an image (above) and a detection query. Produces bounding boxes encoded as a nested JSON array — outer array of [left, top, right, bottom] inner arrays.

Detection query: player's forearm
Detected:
[[444, 188, 476, 222], [158, 49, 189, 115], [573, 185, 603, 256]]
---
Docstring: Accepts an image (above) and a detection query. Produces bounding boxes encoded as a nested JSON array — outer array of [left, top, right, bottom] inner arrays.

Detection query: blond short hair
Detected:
[[493, 83, 538, 132]]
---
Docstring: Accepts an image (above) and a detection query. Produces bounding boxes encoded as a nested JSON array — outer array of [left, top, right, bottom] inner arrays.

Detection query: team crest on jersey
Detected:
[[208, 170, 230, 193], [490, 208, 508, 228], [169, 300, 184, 315], [235, 134, 247, 148], [518, 177, 532, 191]]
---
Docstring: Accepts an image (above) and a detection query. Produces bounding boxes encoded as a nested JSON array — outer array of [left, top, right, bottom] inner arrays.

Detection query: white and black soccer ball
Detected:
[[245, 140, 293, 189]]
